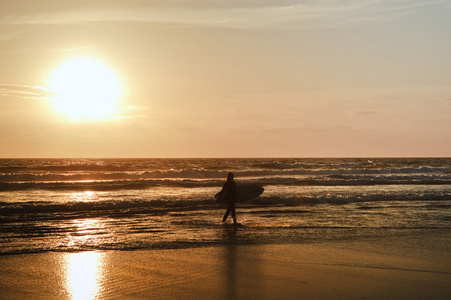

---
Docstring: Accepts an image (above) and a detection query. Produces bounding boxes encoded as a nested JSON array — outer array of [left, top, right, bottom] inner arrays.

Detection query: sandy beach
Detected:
[[1, 230, 450, 300]]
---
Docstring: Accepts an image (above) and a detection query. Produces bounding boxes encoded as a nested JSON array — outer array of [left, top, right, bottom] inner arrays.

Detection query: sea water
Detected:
[[1, 158, 450, 254]]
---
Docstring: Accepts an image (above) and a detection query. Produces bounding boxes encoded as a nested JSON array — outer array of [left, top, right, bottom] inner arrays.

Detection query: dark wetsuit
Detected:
[[221, 181, 237, 223]]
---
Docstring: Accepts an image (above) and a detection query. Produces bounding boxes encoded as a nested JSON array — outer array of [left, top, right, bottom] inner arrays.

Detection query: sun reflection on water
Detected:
[[65, 251, 105, 300], [70, 191, 98, 201], [66, 218, 108, 249]]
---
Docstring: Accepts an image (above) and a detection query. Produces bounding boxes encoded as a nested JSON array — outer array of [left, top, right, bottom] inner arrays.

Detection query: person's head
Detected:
[[227, 172, 234, 182]]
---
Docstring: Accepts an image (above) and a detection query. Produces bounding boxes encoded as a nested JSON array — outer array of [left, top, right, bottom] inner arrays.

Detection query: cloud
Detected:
[[1, 0, 447, 29], [0, 84, 53, 100]]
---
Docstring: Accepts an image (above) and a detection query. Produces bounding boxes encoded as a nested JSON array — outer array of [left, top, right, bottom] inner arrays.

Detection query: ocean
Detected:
[[1, 158, 450, 255]]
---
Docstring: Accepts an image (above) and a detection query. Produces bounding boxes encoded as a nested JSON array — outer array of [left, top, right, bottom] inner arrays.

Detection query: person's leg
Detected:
[[222, 208, 231, 222], [231, 208, 237, 224]]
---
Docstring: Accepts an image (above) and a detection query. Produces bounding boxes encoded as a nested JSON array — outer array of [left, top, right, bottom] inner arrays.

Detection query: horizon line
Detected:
[[1, 156, 450, 160]]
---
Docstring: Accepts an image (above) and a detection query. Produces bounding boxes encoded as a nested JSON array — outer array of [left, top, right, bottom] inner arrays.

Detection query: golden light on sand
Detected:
[[49, 58, 122, 120], [65, 251, 105, 300]]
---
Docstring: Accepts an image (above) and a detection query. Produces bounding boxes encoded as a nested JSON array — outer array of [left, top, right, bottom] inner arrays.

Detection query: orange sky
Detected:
[[1, 1, 450, 157]]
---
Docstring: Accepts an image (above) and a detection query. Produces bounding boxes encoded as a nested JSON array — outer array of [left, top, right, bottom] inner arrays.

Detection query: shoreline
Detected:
[[1, 233, 450, 300]]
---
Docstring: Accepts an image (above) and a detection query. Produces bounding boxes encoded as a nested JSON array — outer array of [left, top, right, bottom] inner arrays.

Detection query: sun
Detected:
[[49, 58, 122, 120]]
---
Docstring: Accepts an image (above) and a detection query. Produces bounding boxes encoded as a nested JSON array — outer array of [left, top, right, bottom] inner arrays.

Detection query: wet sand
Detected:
[[1, 233, 450, 300]]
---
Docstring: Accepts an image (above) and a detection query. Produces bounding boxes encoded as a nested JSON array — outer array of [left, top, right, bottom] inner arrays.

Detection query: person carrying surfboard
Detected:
[[219, 172, 238, 224]]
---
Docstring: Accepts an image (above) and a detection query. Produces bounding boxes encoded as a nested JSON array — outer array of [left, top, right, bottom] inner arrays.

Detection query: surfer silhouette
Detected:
[[219, 172, 238, 224]]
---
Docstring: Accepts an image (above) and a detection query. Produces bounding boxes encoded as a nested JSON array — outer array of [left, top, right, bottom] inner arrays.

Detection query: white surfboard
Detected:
[[215, 185, 264, 203]]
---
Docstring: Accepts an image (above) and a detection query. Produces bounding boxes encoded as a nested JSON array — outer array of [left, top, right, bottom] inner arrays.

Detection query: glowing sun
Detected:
[[50, 58, 122, 120]]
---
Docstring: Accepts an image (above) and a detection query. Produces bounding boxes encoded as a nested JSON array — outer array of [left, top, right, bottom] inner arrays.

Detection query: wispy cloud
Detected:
[[0, 84, 53, 100], [1, 0, 447, 29]]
